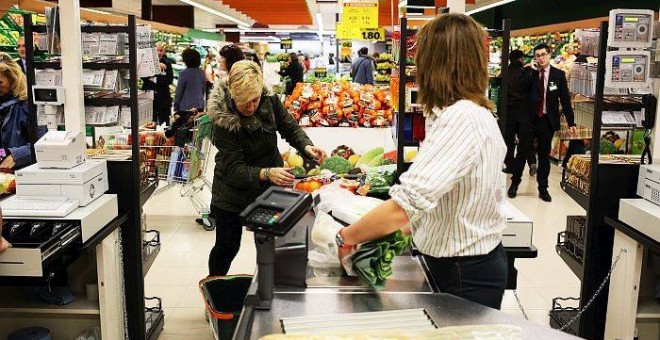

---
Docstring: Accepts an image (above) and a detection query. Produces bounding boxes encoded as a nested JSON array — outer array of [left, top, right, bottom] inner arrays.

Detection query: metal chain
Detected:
[[558, 248, 627, 332], [513, 290, 530, 320]]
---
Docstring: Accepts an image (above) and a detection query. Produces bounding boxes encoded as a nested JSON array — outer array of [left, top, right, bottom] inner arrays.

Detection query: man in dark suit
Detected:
[[16, 37, 27, 74], [141, 44, 174, 124], [508, 43, 576, 202]]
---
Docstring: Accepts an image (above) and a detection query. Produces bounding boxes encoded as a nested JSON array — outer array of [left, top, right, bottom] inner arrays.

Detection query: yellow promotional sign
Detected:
[[337, 21, 385, 41], [343, 0, 378, 29]]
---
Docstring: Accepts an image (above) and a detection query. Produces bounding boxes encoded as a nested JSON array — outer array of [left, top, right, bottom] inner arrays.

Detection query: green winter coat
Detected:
[[207, 82, 313, 213]]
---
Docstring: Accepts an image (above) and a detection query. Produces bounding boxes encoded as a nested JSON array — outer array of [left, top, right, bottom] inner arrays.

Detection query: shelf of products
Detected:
[[549, 297, 581, 336], [139, 179, 158, 206], [284, 82, 393, 128]]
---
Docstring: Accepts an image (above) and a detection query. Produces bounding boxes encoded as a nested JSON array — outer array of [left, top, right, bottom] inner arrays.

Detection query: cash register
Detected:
[[239, 186, 316, 310]]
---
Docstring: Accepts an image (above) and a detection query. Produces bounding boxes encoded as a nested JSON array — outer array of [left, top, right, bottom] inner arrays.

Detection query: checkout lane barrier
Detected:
[[200, 275, 253, 340]]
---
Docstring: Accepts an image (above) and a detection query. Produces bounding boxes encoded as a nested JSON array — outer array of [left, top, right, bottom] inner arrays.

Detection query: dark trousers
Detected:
[[423, 244, 508, 310], [154, 105, 171, 125], [504, 108, 536, 170], [512, 114, 555, 190], [208, 207, 243, 276], [562, 140, 585, 168]]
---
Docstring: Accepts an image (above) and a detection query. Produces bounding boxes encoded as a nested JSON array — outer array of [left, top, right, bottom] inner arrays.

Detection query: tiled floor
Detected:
[[145, 164, 583, 339]]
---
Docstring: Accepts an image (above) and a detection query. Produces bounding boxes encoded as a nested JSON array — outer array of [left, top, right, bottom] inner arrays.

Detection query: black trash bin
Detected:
[[199, 275, 253, 340]]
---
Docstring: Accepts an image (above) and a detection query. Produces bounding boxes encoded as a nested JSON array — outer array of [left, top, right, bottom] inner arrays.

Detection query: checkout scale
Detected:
[[230, 186, 535, 338], [0, 131, 118, 278]]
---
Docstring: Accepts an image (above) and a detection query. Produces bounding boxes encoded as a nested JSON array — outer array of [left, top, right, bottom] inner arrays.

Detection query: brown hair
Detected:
[[0, 53, 27, 100], [415, 13, 493, 113]]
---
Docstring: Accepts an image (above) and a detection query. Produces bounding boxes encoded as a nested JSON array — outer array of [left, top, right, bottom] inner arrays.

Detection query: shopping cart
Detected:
[[141, 114, 216, 230]]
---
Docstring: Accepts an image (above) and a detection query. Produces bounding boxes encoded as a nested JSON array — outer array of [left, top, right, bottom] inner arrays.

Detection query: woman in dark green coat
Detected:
[[206, 60, 326, 276]]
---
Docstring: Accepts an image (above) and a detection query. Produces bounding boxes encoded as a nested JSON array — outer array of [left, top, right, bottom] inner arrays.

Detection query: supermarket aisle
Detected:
[[144, 164, 582, 339]]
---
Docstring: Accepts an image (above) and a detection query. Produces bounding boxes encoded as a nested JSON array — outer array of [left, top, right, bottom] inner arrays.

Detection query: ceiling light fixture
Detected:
[[316, 12, 324, 40], [178, 0, 251, 27], [466, 0, 517, 15]]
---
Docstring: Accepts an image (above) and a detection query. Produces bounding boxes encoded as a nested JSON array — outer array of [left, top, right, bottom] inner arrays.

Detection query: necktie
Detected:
[[537, 68, 545, 117]]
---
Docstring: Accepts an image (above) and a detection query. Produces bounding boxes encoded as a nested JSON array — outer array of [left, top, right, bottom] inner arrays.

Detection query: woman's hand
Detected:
[[304, 145, 327, 162], [269, 167, 295, 186], [0, 155, 14, 173]]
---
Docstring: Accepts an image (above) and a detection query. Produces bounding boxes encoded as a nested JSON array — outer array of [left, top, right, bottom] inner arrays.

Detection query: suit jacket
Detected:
[[526, 65, 575, 131], [15, 58, 26, 74], [141, 56, 174, 109]]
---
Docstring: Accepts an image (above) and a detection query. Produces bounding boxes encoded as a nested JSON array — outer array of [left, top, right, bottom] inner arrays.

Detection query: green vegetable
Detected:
[[292, 166, 306, 176], [367, 154, 385, 167], [356, 147, 384, 167], [351, 230, 413, 290], [321, 155, 352, 174]]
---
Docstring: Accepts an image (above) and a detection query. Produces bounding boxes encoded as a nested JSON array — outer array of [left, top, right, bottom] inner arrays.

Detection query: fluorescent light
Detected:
[[398, 0, 407, 8], [466, 0, 517, 15], [178, 0, 250, 27], [238, 24, 251, 30], [226, 28, 330, 34], [316, 12, 324, 40]]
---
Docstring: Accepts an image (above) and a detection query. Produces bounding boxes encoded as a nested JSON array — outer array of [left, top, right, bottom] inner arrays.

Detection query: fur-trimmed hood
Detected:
[[206, 80, 273, 133]]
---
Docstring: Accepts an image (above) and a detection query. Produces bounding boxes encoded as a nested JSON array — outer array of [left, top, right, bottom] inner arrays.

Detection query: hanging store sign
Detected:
[[280, 39, 293, 50], [342, 0, 378, 30]]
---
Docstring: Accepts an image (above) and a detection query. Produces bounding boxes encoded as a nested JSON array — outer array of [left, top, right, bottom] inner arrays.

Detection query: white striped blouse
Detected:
[[389, 100, 507, 258]]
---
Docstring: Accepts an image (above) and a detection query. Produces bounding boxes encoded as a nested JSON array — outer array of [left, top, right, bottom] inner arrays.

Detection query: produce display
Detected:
[[349, 229, 413, 289], [599, 131, 627, 154], [284, 82, 393, 128], [374, 53, 393, 84], [0, 173, 16, 195]]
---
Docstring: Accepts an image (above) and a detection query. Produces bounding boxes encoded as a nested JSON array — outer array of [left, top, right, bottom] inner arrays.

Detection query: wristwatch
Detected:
[[335, 228, 352, 249]]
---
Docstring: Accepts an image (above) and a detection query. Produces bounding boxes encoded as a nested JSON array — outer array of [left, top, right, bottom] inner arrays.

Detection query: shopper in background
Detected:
[[173, 48, 206, 114], [303, 55, 311, 74], [141, 44, 173, 124], [351, 47, 374, 85], [0, 55, 46, 171], [279, 53, 304, 95], [219, 44, 246, 80], [204, 51, 219, 98], [205, 60, 326, 276], [508, 43, 577, 202], [503, 49, 537, 175], [337, 14, 508, 310], [15, 37, 26, 74], [371, 52, 380, 74], [298, 55, 308, 73]]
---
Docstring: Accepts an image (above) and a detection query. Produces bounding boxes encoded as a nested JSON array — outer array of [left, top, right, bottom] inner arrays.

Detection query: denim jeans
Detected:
[[423, 243, 508, 309]]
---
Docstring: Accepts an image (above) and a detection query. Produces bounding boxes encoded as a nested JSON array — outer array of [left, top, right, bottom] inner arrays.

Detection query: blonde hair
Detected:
[[0, 53, 27, 100], [415, 14, 493, 113], [228, 60, 263, 105]]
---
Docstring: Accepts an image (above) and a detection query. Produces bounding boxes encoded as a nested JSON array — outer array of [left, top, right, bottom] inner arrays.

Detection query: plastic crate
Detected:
[[199, 275, 253, 340], [548, 297, 580, 336]]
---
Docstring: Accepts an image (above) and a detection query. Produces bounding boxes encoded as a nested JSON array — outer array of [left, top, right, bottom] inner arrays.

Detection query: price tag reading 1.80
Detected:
[[360, 28, 385, 41]]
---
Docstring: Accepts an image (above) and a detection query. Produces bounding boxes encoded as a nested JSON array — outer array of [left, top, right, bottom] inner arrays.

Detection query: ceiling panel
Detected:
[[218, 0, 313, 25]]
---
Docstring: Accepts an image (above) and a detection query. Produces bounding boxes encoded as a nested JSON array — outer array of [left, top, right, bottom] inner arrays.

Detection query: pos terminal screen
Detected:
[[264, 190, 299, 206]]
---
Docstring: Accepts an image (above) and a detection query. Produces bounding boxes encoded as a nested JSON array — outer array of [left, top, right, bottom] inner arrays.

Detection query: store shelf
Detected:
[[31, 25, 129, 34], [549, 303, 580, 336], [140, 180, 158, 206], [636, 297, 660, 319], [84, 97, 131, 106], [403, 141, 420, 147], [33, 61, 130, 70], [560, 180, 589, 210], [142, 230, 161, 277], [0, 286, 100, 315], [555, 241, 583, 279], [145, 297, 164, 340]]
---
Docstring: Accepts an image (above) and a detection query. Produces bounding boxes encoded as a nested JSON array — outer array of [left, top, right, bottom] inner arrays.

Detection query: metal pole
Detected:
[[59, 0, 85, 132]]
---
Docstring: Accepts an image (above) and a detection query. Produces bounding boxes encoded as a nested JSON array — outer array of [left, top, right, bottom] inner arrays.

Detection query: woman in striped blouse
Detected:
[[337, 13, 508, 309]]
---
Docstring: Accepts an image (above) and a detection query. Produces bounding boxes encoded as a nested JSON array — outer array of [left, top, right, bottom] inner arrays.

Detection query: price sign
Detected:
[[280, 39, 292, 50], [343, 0, 378, 29], [341, 41, 352, 48], [360, 28, 385, 41], [314, 67, 328, 78]]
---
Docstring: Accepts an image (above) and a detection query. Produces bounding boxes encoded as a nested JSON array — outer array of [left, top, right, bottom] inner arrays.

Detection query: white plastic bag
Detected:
[[310, 211, 343, 257], [314, 182, 383, 224]]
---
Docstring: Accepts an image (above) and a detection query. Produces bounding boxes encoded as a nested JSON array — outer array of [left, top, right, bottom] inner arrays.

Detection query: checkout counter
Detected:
[[230, 187, 575, 339]]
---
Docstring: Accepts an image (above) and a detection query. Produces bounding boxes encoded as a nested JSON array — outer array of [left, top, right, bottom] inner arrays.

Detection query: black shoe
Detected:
[[539, 190, 552, 202], [529, 164, 538, 176], [502, 168, 513, 174], [508, 184, 519, 198]]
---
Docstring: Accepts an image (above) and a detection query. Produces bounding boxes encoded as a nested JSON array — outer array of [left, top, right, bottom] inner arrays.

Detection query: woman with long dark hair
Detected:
[[279, 52, 304, 95]]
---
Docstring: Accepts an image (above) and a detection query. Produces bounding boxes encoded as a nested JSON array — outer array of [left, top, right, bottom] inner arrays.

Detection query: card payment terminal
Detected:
[[240, 186, 314, 236]]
